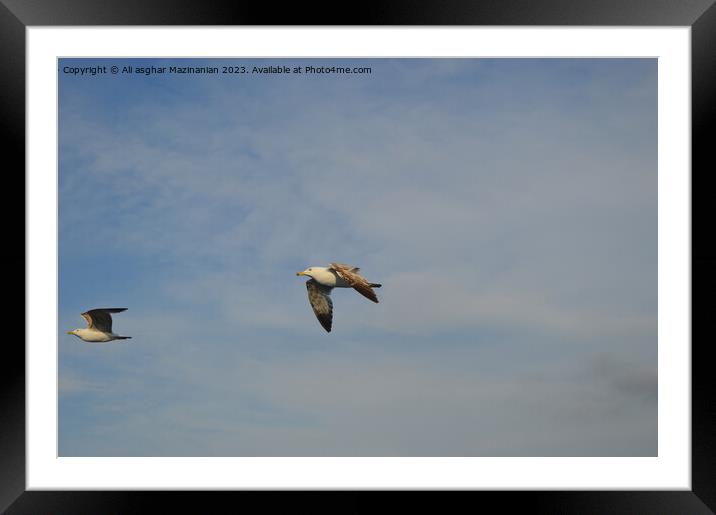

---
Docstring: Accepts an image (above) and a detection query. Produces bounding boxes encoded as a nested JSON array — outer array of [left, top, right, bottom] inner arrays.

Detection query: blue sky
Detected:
[[58, 58, 657, 456]]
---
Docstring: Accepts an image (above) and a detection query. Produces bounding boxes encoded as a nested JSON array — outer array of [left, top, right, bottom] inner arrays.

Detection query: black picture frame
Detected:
[[4, 1, 714, 513]]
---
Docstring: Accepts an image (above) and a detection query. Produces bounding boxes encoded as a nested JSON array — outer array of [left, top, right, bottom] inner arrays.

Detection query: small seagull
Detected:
[[296, 263, 382, 332], [67, 308, 132, 343]]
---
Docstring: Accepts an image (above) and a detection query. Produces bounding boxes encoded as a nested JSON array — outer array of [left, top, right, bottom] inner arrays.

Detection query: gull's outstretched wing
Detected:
[[306, 279, 333, 332], [82, 308, 127, 333], [331, 263, 360, 273], [330, 263, 380, 303], [80, 312, 93, 328]]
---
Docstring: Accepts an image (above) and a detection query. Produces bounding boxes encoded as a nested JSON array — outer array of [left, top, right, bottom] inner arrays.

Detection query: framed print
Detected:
[[4, 0, 715, 512]]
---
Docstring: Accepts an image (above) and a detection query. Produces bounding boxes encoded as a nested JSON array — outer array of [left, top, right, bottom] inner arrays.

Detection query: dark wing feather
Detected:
[[83, 308, 127, 333], [330, 263, 379, 303], [306, 279, 333, 332], [331, 262, 359, 272]]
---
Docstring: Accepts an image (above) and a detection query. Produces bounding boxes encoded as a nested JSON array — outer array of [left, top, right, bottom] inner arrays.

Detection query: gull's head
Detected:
[[296, 267, 315, 278]]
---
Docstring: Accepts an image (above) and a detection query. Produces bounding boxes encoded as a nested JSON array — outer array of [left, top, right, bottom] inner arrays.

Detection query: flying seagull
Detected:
[[67, 308, 132, 342], [296, 263, 382, 332]]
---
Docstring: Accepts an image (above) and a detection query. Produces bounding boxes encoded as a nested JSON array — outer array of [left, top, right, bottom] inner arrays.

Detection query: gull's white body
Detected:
[[302, 266, 351, 288], [69, 328, 121, 343]]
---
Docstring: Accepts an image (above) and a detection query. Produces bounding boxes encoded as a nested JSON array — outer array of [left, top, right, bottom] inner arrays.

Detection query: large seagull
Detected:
[[297, 263, 382, 332], [67, 308, 132, 342]]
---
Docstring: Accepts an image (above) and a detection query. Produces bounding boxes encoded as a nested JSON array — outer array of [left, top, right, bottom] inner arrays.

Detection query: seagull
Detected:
[[67, 308, 132, 342], [296, 263, 382, 332]]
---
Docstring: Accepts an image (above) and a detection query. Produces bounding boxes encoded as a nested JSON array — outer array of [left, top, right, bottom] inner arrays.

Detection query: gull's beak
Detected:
[[66, 331, 73, 335], [296, 271, 306, 276]]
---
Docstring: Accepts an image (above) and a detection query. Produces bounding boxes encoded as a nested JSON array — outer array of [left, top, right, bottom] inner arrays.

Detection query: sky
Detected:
[[58, 58, 657, 457]]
